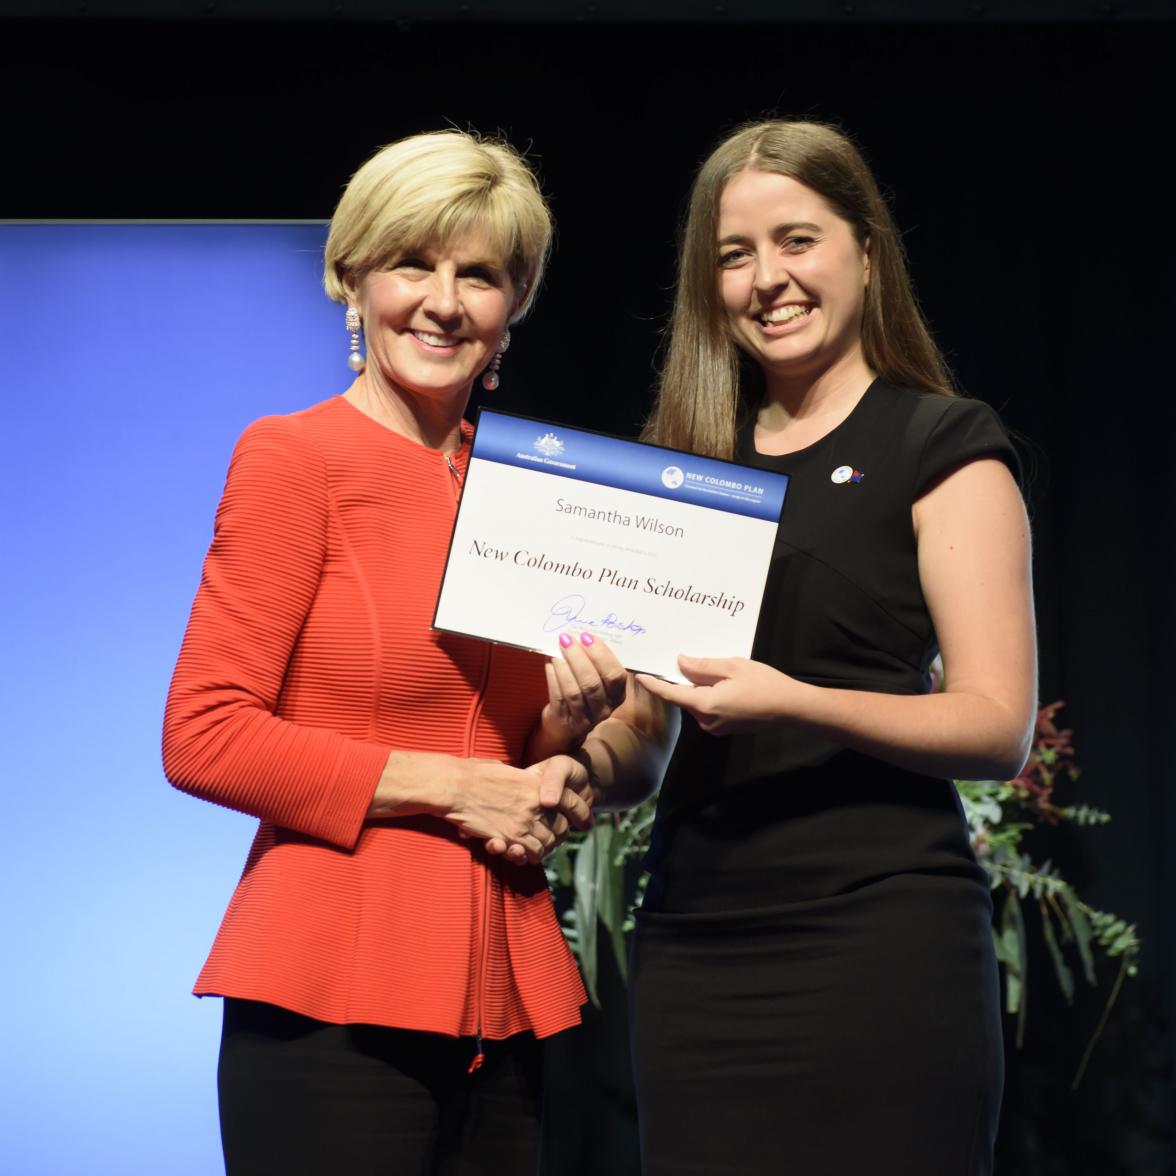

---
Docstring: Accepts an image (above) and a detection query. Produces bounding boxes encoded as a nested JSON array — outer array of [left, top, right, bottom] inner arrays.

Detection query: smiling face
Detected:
[[717, 169, 871, 387], [347, 232, 515, 410]]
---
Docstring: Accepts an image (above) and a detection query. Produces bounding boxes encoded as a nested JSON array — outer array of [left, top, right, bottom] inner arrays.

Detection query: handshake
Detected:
[[474, 752, 600, 866], [370, 633, 636, 865]]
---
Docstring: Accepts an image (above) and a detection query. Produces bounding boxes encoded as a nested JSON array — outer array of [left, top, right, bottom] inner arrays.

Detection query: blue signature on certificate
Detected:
[[542, 594, 648, 636]]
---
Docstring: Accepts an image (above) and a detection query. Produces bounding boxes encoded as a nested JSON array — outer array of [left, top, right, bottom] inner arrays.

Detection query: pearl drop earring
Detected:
[[482, 329, 511, 392], [345, 306, 365, 373]]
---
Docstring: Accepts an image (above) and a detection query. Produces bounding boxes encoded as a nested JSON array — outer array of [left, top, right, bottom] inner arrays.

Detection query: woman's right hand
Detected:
[[367, 749, 582, 863], [483, 752, 598, 864], [444, 756, 568, 861]]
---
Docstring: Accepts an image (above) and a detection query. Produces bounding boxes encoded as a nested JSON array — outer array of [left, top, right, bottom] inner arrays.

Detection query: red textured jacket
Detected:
[[163, 396, 586, 1038]]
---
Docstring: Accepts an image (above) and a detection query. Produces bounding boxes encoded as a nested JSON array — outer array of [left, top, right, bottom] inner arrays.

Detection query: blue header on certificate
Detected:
[[471, 410, 789, 522]]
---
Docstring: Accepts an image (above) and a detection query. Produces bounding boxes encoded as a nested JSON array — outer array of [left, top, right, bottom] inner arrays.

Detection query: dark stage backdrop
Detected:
[[3, 13, 1173, 1175]]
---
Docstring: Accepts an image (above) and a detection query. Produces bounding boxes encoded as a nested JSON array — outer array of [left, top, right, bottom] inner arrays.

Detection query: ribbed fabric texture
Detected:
[[163, 396, 586, 1039]]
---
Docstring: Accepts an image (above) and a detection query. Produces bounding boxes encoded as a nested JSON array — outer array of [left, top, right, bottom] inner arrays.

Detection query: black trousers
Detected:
[[218, 999, 544, 1176]]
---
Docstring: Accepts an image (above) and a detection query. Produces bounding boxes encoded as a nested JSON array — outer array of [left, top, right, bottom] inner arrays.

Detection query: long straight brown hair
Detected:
[[644, 120, 954, 458]]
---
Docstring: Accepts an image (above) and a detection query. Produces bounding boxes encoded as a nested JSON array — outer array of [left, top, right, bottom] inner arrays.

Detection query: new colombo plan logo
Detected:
[[533, 432, 565, 457], [661, 466, 685, 489]]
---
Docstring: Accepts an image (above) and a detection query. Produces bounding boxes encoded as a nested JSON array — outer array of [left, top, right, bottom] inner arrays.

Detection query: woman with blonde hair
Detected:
[[631, 120, 1035, 1174], [163, 129, 668, 1174]]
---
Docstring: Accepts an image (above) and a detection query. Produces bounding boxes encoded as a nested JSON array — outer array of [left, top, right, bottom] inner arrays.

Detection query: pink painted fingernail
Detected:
[[580, 632, 595, 646], [559, 633, 573, 648]]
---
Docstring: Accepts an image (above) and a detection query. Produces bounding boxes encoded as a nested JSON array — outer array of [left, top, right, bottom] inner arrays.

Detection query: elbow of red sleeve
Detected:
[[160, 689, 245, 802], [161, 695, 210, 798]]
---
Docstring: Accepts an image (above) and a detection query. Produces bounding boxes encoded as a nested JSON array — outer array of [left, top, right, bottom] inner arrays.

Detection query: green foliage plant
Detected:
[[545, 701, 1139, 1086]]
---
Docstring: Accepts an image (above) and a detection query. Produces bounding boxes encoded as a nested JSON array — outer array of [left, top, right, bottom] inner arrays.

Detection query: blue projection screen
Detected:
[[0, 223, 342, 1175]]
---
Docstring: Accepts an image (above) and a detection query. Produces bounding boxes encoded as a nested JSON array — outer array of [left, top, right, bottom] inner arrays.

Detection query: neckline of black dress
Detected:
[[741, 377, 882, 465]]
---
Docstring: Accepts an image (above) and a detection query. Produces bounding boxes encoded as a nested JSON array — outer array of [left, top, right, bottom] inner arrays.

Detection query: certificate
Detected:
[[433, 411, 790, 682]]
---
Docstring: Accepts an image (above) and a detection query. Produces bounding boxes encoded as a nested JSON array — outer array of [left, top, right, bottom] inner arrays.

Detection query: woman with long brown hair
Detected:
[[631, 120, 1035, 1174]]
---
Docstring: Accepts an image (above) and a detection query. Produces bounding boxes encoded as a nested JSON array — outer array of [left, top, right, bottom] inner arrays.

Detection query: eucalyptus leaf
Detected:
[[1001, 891, 1028, 1045], [1006, 970, 1023, 1017], [993, 925, 1018, 967], [1048, 894, 1074, 944], [1110, 930, 1137, 956], [1015, 855, 1033, 900], [551, 844, 573, 889], [593, 821, 629, 984], [573, 825, 601, 1007], [1059, 888, 1096, 986], [1040, 900, 1075, 1004], [975, 797, 1003, 826]]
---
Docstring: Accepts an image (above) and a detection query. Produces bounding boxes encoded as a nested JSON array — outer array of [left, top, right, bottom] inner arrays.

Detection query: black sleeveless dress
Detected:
[[629, 381, 1016, 1176]]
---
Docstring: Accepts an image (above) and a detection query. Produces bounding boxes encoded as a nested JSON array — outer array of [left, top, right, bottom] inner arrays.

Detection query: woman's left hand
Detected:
[[535, 632, 629, 752], [637, 655, 806, 737]]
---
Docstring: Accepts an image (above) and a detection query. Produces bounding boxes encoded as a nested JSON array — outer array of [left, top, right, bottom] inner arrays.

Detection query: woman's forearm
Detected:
[[524, 714, 579, 766], [787, 679, 1035, 782], [367, 749, 467, 820], [573, 684, 678, 810], [638, 650, 1035, 785]]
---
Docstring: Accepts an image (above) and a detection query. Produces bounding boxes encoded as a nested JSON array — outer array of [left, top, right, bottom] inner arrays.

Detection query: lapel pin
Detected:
[[831, 465, 864, 484]]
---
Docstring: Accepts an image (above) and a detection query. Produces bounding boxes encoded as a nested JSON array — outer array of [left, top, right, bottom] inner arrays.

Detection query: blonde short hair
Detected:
[[323, 129, 552, 321]]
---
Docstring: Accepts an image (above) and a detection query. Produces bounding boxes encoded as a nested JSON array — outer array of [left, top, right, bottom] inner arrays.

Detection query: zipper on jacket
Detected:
[[467, 883, 491, 1074], [446, 443, 492, 1074], [465, 639, 493, 1075]]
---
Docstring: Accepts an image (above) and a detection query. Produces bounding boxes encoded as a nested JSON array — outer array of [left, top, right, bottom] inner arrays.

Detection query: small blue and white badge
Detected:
[[831, 465, 864, 484]]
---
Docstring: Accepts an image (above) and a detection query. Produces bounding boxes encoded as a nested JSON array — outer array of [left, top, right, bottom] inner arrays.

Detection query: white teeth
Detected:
[[413, 330, 459, 346], [760, 305, 811, 325]]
